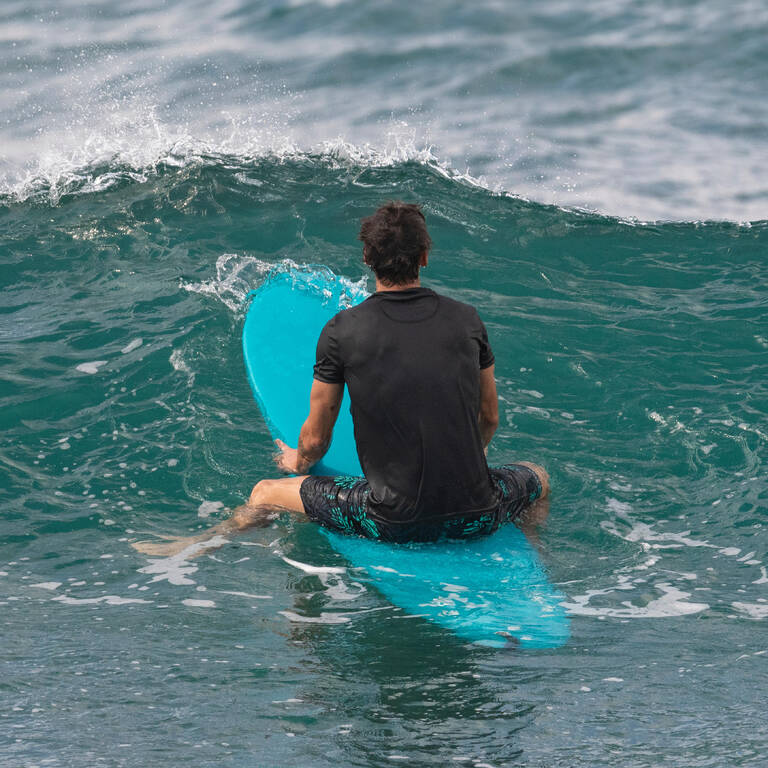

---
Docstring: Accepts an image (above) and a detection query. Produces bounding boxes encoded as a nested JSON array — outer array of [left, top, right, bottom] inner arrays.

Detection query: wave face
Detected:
[[2, 156, 768, 766], [2, 0, 768, 221]]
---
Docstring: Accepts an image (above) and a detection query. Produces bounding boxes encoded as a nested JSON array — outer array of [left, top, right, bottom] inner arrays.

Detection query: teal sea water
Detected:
[[2, 1, 768, 766], [3, 155, 767, 767]]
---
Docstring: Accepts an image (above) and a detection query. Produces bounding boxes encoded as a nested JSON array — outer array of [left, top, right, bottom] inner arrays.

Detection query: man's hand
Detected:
[[272, 381, 343, 475], [274, 439, 301, 474]]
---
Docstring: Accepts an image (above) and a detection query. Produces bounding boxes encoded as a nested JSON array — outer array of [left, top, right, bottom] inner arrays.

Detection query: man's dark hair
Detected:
[[358, 201, 432, 285]]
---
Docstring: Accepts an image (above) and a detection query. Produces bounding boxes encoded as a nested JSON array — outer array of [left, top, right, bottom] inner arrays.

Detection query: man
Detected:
[[135, 202, 548, 556]]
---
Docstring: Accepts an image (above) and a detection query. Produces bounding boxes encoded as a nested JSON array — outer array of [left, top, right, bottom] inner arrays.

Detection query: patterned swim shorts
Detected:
[[299, 464, 543, 543]]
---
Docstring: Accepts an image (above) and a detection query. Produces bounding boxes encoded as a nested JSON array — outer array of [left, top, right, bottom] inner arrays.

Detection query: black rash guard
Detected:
[[312, 287, 498, 525]]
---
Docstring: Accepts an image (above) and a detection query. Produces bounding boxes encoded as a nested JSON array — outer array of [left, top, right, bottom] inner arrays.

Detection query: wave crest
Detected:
[[2, 126, 765, 228], [0, 120, 485, 208]]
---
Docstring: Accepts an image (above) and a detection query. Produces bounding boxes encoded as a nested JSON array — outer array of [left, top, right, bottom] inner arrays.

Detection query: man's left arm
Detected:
[[478, 364, 499, 450], [274, 380, 344, 474]]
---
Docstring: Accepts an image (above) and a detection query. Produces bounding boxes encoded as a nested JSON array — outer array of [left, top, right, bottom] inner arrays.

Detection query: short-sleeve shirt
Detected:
[[313, 287, 497, 524]]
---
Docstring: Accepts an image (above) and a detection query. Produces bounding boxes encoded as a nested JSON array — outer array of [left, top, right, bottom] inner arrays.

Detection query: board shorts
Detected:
[[299, 464, 543, 544]]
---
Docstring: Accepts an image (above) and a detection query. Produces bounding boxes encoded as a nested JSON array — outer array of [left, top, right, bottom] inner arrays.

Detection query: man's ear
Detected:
[[420, 250, 429, 268]]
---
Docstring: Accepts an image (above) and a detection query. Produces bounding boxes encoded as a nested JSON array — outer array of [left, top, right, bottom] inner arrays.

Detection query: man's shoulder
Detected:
[[323, 296, 376, 335], [331, 289, 481, 327], [430, 290, 481, 321]]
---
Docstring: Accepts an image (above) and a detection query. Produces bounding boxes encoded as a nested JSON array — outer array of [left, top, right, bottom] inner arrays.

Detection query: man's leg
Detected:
[[502, 462, 550, 546], [488, 460, 551, 539], [515, 461, 550, 500], [132, 476, 308, 558], [231, 475, 308, 528]]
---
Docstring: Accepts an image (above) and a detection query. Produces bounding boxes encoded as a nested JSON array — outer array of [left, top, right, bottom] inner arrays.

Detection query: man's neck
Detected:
[[374, 277, 421, 292]]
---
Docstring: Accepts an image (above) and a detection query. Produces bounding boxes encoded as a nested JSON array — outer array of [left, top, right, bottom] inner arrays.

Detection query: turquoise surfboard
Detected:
[[242, 267, 570, 649]]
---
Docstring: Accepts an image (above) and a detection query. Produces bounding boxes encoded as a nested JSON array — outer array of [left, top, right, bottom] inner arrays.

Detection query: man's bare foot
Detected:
[[131, 517, 241, 559], [130, 503, 284, 560], [132, 536, 199, 558]]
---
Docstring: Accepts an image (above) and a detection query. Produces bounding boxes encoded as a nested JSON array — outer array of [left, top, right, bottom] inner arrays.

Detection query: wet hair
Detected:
[[358, 201, 432, 286]]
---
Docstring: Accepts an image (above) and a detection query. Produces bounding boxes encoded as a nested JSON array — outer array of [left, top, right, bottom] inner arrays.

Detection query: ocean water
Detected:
[[1, 2, 767, 767]]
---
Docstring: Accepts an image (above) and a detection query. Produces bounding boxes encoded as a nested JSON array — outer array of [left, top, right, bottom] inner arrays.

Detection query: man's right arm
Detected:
[[274, 379, 344, 474], [478, 364, 499, 449]]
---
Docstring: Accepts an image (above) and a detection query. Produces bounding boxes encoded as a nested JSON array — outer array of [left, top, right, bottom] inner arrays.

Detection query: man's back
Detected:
[[314, 286, 498, 523], [133, 201, 549, 556]]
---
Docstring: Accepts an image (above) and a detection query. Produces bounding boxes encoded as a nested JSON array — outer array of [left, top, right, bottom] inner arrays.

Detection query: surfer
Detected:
[[134, 202, 549, 556]]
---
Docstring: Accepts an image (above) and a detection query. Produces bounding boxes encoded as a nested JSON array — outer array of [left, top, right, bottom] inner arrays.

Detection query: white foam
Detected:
[[563, 583, 708, 619], [279, 610, 350, 624], [137, 536, 229, 586], [53, 595, 152, 606], [317, 572, 367, 601], [181, 253, 275, 313], [370, 565, 398, 574], [197, 501, 224, 519], [182, 599, 216, 609], [169, 349, 194, 385], [31, 582, 61, 590], [282, 555, 365, 601], [181, 254, 369, 314], [218, 590, 272, 600], [602, 498, 715, 550], [120, 338, 143, 354], [513, 405, 551, 419], [582, 499, 746, 619], [720, 547, 741, 556], [6, 130, 453, 205], [281, 556, 345, 575], [76, 361, 108, 374], [518, 389, 544, 399], [737, 422, 768, 441], [732, 602, 768, 619]]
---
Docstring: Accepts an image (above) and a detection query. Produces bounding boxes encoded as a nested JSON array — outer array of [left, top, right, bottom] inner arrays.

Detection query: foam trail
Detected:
[[53, 595, 153, 606], [732, 602, 768, 619], [563, 583, 709, 619], [137, 536, 229, 586], [282, 556, 345, 575]]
